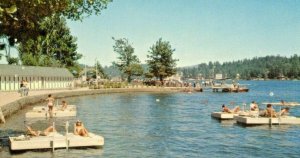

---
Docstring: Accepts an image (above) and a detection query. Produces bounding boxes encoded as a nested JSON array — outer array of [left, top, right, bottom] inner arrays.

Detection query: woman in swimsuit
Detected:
[[26, 125, 56, 136], [74, 120, 89, 137], [46, 94, 55, 112]]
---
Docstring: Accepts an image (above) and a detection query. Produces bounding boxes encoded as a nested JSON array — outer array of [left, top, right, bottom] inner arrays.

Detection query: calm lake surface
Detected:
[[1, 80, 300, 158]]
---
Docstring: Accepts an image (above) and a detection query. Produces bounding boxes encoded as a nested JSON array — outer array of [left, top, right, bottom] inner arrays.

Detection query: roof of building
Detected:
[[0, 64, 73, 78]]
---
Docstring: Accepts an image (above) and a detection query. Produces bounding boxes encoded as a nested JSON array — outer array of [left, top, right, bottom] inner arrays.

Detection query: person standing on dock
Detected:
[[46, 94, 55, 113]]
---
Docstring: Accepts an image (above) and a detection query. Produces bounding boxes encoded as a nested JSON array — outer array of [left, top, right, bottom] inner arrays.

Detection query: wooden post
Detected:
[[65, 121, 69, 150], [52, 122, 55, 152]]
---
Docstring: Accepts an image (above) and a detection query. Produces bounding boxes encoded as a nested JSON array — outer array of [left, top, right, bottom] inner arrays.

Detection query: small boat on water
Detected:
[[25, 105, 77, 118], [9, 132, 104, 151]]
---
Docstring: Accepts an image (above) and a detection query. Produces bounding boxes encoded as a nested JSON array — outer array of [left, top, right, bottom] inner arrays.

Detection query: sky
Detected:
[[2, 0, 300, 67]]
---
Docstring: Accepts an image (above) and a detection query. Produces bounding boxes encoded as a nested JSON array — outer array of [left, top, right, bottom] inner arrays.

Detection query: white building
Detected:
[[0, 64, 73, 91]]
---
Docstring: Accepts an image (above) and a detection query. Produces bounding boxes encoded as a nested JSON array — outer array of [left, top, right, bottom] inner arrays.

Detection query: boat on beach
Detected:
[[25, 105, 77, 118], [9, 132, 104, 151]]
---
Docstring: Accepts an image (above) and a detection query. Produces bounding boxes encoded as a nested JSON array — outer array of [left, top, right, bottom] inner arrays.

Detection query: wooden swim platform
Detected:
[[9, 132, 104, 151], [234, 116, 300, 125], [211, 112, 238, 120], [25, 105, 77, 118]]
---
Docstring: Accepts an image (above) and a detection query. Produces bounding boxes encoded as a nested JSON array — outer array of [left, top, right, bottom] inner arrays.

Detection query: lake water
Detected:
[[1, 80, 300, 158]]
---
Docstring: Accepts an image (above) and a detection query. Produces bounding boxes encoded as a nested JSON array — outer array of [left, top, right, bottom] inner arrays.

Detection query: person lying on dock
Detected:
[[61, 100, 68, 111], [222, 104, 240, 113], [26, 125, 56, 136], [265, 104, 277, 117], [250, 101, 258, 111], [278, 107, 290, 116], [74, 120, 89, 137]]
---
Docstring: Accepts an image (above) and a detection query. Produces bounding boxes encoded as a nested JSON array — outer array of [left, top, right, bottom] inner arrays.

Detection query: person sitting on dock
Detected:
[[61, 100, 68, 111], [74, 120, 89, 137], [26, 125, 56, 136], [278, 107, 290, 116], [265, 104, 276, 117], [222, 104, 240, 113], [250, 101, 258, 111]]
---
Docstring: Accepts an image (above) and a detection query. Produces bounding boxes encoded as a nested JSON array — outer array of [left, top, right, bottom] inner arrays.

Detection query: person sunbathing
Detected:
[[222, 104, 240, 113], [26, 125, 56, 136], [74, 120, 89, 137]]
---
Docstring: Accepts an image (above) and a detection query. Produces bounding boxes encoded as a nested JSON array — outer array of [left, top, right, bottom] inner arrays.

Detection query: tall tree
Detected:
[[95, 61, 108, 79], [146, 38, 178, 82], [0, 0, 111, 44], [112, 37, 143, 82], [19, 15, 82, 69]]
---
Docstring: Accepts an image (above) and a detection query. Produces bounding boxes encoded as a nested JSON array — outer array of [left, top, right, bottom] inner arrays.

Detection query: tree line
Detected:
[[178, 55, 300, 80]]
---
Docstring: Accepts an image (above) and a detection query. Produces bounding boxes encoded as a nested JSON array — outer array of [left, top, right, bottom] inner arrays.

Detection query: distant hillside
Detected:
[[177, 54, 300, 80]]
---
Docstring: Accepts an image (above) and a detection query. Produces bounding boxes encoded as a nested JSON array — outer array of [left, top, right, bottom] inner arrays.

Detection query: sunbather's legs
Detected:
[[43, 126, 56, 135]]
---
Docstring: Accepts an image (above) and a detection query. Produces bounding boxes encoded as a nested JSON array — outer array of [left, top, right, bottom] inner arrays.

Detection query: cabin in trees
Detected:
[[0, 64, 73, 91]]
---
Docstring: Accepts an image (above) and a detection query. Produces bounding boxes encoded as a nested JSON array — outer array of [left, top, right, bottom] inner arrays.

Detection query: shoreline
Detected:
[[0, 87, 190, 124]]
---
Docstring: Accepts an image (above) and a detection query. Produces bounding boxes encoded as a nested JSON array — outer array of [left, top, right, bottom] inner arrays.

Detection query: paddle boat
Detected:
[[25, 105, 77, 118]]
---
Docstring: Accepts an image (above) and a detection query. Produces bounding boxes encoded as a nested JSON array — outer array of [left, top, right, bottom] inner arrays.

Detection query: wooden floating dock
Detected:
[[234, 116, 300, 125], [211, 112, 238, 120], [25, 105, 77, 118], [212, 86, 249, 92], [9, 132, 104, 151]]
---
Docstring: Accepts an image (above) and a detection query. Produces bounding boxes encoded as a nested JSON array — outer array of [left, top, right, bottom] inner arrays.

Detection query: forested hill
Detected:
[[178, 55, 300, 80]]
